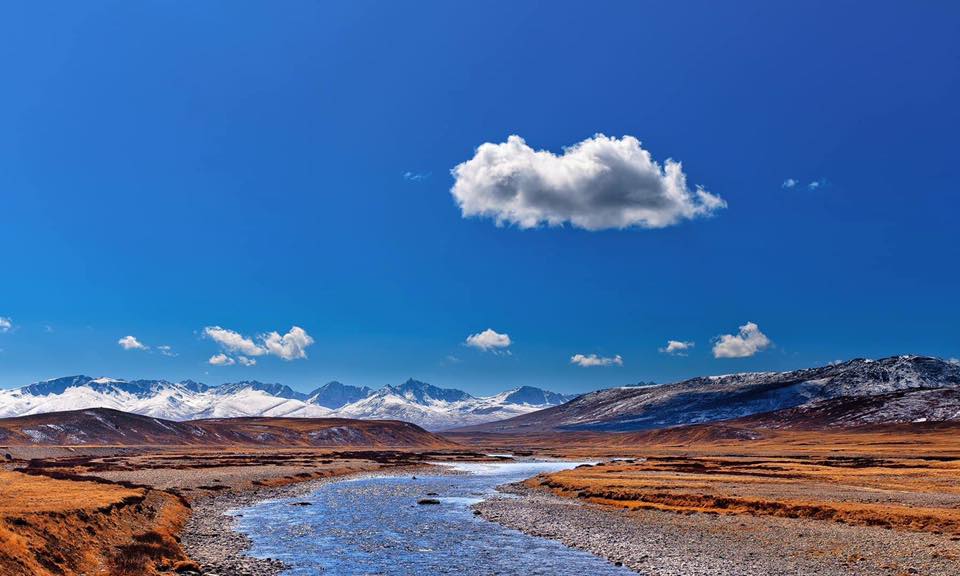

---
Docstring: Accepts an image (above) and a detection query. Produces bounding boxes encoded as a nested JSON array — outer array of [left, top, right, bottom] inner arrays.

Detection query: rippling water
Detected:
[[232, 461, 635, 575]]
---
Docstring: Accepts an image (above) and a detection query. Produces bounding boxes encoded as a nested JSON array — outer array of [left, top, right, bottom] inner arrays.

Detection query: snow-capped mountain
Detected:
[[460, 355, 960, 433], [0, 376, 576, 430], [332, 380, 576, 430], [307, 381, 373, 409], [0, 376, 333, 421]]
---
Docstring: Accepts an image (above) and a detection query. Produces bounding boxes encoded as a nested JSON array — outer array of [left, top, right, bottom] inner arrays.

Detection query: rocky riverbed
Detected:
[[179, 465, 446, 576], [476, 483, 960, 576]]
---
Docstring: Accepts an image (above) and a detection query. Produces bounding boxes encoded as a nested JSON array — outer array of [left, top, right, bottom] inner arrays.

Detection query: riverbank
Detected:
[[476, 482, 960, 576], [180, 463, 451, 575], [1, 447, 485, 575], [193, 460, 635, 576]]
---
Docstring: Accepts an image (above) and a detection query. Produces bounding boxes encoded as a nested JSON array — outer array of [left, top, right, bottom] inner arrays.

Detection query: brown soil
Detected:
[[0, 470, 190, 576], [509, 428, 960, 536], [0, 446, 493, 575]]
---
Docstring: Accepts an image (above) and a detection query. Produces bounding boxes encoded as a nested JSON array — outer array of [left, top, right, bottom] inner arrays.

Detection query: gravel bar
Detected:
[[475, 483, 960, 576]]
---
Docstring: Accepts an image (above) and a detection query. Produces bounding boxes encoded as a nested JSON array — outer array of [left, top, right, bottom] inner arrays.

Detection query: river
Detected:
[[230, 460, 636, 575]]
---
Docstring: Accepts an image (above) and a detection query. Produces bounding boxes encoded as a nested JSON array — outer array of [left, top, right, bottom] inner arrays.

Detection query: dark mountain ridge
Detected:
[[457, 356, 960, 433]]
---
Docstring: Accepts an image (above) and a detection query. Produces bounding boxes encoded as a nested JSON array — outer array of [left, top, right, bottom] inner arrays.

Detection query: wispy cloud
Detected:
[[403, 171, 431, 182], [0, 317, 13, 333], [783, 178, 828, 190], [712, 322, 772, 358], [118, 335, 148, 351], [659, 340, 694, 356], [451, 134, 725, 231], [465, 328, 512, 353], [570, 353, 623, 367], [156, 345, 177, 357]]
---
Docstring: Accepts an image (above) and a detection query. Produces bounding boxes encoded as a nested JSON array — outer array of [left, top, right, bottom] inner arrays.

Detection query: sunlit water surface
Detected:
[[231, 461, 635, 575]]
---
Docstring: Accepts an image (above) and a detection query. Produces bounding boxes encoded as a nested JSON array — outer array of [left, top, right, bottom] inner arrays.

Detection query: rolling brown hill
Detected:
[[0, 407, 456, 448]]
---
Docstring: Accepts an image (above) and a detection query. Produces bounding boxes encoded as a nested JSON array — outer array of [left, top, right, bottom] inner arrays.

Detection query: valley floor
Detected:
[[467, 424, 960, 575], [0, 447, 480, 575], [4, 424, 960, 575]]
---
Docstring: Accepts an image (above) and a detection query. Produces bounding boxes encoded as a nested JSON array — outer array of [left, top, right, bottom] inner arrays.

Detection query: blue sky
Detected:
[[1, 1, 958, 395]]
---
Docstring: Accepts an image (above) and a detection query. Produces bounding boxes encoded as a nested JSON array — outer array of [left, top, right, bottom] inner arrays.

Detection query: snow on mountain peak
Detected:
[[0, 376, 571, 430]]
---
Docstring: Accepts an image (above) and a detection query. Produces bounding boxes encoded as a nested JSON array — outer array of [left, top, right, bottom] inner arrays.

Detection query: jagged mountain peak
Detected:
[[307, 381, 373, 409], [502, 386, 575, 406], [386, 378, 474, 404], [21, 375, 98, 396], [0, 375, 574, 430], [215, 380, 308, 401]]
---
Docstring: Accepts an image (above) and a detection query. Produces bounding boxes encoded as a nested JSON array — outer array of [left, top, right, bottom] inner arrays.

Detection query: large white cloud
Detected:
[[451, 134, 725, 231], [659, 340, 694, 356], [712, 322, 772, 358], [570, 353, 623, 367], [0, 317, 13, 333], [118, 335, 147, 351], [465, 328, 512, 352], [203, 325, 314, 361]]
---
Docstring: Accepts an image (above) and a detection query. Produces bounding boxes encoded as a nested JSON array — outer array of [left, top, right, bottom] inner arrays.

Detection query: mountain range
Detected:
[[0, 376, 576, 430], [459, 355, 960, 433], [4, 355, 958, 437]]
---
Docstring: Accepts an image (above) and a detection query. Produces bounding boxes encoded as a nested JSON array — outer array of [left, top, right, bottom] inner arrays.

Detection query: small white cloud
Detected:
[[404, 171, 431, 181], [444, 355, 461, 364], [807, 178, 827, 190], [203, 325, 314, 361], [236, 355, 256, 366], [782, 178, 798, 189], [203, 326, 265, 356], [659, 340, 694, 356], [712, 322, 772, 358], [570, 353, 623, 367], [261, 326, 314, 361], [156, 345, 177, 357], [465, 328, 512, 352], [0, 317, 12, 333], [209, 353, 236, 366], [451, 134, 725, 231], [118, 335, 148, 351]]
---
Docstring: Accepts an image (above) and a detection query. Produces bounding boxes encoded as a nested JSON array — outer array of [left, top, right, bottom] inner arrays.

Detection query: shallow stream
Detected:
[[232, 461, 635, 575]]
